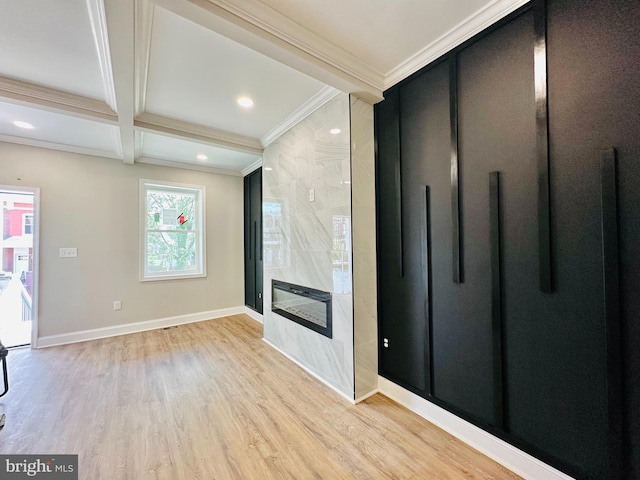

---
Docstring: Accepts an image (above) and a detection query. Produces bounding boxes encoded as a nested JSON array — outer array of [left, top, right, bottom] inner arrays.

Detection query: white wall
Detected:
[[0, 142, 244, 339]]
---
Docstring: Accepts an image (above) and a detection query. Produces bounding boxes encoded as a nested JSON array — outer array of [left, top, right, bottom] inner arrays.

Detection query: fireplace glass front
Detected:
[[271, 280, 332, 338]]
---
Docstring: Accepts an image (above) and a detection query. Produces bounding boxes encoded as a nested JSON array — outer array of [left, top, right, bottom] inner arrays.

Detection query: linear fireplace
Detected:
[[271, 280, 332, 338]]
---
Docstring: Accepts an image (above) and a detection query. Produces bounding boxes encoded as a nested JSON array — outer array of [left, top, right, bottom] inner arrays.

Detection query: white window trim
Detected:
[[139, 179, 207, 282]]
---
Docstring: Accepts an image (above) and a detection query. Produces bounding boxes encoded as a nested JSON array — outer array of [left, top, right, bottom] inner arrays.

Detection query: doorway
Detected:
[[0, 188, 39, 348]]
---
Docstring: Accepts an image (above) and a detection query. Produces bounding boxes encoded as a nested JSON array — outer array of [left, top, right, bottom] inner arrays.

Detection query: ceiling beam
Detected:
[[103, 0, 136, 164], [134, 112, 263, 155], [0, 76, 118, 124], [151, 0, 384, 103], [86, 0, 118, 112], [137, 156, 243, 176], [134, 0, 154, 116], [0, 133, 122, 160]]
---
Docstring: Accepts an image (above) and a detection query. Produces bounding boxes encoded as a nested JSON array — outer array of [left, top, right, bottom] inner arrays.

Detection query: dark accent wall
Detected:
[[244, 168, 263, 313], [375, 1, 640, 478]]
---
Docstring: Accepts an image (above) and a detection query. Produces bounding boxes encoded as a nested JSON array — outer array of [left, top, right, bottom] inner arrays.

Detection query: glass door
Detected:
[[0, 190, 35, 347]]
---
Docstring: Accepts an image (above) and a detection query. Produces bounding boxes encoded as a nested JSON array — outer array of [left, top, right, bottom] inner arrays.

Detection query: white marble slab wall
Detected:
[[350, 95, 379, 401], [262, 93, 355, 398]]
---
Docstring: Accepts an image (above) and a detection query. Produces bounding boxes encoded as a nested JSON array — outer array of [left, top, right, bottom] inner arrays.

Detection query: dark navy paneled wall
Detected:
[[375, 1, 640, 478]]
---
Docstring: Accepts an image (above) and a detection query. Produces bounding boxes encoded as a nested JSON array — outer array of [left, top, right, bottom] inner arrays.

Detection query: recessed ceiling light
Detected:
[[237, 97, 254, 108], [330, 128, 341, 135], [196, 154, 208, 161], [13, 121, 34, 129], [265, 167, 273, 171]]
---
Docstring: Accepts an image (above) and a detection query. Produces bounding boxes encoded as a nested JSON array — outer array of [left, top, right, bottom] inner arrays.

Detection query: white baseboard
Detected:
[[37, 306, 246, 348], [244, 306, 263, 324], [377, 377, 574, 480], [262, 338, 355, 404]]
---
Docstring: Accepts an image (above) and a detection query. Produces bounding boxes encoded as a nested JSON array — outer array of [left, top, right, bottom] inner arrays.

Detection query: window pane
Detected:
[[146, 190, 196, 231], [146, 231, 197, 274]]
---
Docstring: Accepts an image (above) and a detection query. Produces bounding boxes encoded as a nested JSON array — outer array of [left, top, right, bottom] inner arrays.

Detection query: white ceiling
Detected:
[[140, 132, 261, 172], [0, 0, 528, 176], [145, 6, 327, 140], [0, 101, 119, 156], [0, 0, 106, 101]]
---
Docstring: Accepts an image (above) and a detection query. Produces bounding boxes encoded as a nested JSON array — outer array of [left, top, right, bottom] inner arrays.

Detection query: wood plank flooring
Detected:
[[0, 315, 520, 479]]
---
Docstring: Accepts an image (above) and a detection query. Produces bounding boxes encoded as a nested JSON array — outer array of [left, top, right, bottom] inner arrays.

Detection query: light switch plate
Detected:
[[59, 248, 77, 258]]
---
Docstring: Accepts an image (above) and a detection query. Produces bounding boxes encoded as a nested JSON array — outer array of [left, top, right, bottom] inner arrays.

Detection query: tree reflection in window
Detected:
[[332, 215, 352, 294], [264, 200, 290, 268]]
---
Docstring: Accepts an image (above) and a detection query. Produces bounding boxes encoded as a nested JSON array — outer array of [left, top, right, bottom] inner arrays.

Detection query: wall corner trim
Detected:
[[354, 389, 379, 404], [377, 376, 575, 480], [244, 306, 264, 324], [36, 306, 246, 348], [241, 159, 263, 177]]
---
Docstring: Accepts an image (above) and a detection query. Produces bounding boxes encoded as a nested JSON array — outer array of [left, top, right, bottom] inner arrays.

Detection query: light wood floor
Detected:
[[0, 315, 520, 479]]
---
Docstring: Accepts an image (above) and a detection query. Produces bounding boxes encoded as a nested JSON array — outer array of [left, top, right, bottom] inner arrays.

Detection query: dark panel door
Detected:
[[244, 168, 263, 313], [251, 169, 263, 313], [244, 175, 255, 308], [376, 89, 428, 392]]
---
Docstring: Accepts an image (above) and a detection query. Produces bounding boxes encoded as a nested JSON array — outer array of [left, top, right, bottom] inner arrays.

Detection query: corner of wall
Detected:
[[349, 95, 379, 400]]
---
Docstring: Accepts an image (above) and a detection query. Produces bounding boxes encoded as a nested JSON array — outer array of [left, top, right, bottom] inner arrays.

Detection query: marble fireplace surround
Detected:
[[262, 92, 378, 401]]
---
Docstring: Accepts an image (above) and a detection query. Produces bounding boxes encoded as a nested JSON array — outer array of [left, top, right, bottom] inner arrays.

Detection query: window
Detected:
[[23, 214, 34, 235], [140, 180, 206, 280]]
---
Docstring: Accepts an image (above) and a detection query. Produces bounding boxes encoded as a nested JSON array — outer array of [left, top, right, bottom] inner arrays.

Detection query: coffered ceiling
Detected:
[[0, 0, 527, 176]]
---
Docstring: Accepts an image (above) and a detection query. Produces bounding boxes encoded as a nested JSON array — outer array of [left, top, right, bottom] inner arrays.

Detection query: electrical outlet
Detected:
[[309, 188, 315, 202], [113, 300, 122, 311], [59, 248, 77, 258]]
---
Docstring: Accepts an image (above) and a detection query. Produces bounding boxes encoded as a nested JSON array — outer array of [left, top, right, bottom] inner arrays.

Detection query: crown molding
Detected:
[[137, 155, 243, 176], [197, 0, 384, 88], [384, 0, 531, 89], [0, 76, 118, 124], [241, 158, 263, 177], [153, 0, 383, 103], [134, 112, 263, 154], [134, 0, 154, 115], [86, 0, 118, 112], [0, 134, 122, 160], [260, 86, 341, 148]]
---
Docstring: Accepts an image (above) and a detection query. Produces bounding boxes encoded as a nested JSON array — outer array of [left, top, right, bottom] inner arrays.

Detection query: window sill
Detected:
[[140, 272, 207, 282]]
